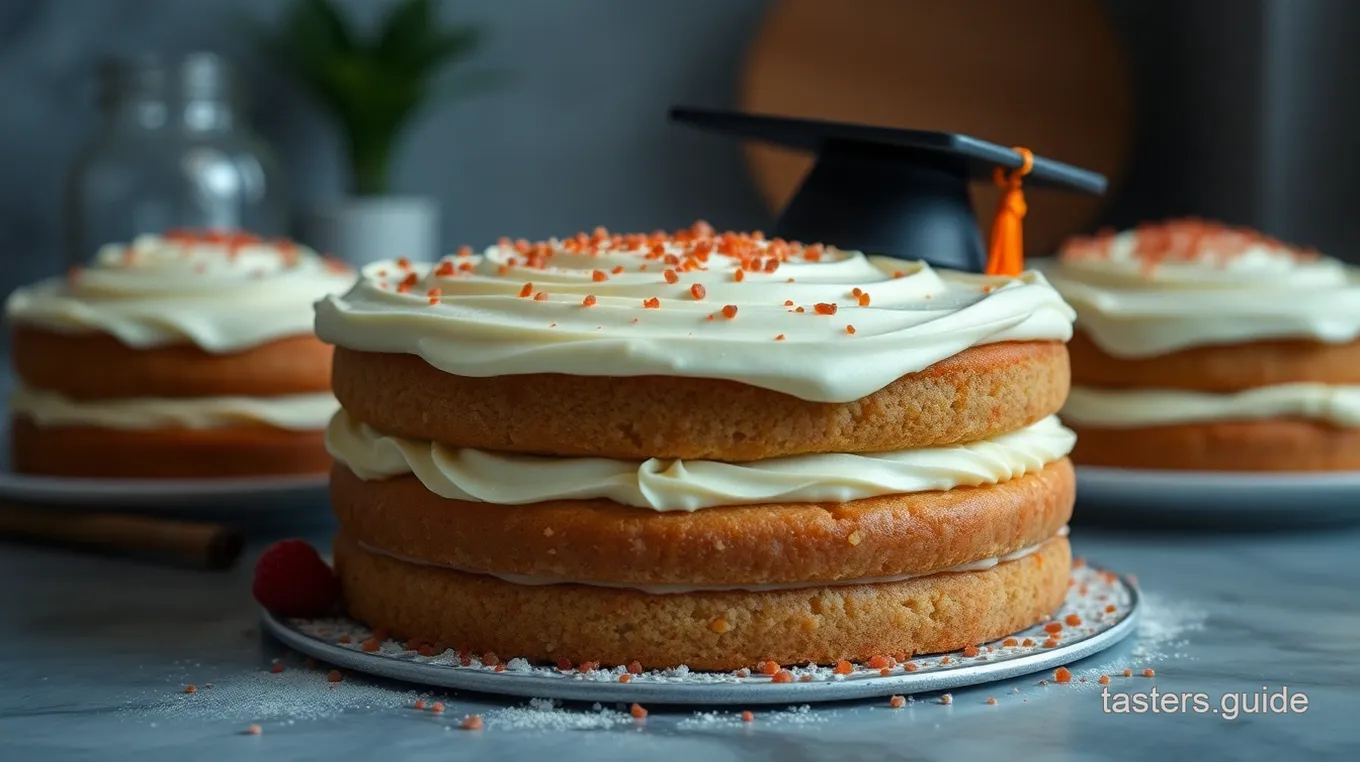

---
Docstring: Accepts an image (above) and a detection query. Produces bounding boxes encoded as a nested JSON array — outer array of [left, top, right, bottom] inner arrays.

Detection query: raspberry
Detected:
[[251, 540, 338, 617]]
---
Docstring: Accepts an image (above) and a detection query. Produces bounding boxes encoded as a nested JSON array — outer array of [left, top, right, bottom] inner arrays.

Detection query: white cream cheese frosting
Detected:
[[1044, 220, 1360, 358], [359, 528, 1070, 594], [5, 231, 356, 352], [10, 384, 339, 431], [1063, 384, 1360, 428], [326, 409, 1076, 512], [313, 226, 1075, 403]]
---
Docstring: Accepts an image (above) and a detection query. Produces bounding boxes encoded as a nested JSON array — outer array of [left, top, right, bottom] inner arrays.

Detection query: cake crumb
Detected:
[[889, 695, 906, 709], [939, 694, 953, 705], [461, 715, 483, 730], [630, 703, 648, 719]]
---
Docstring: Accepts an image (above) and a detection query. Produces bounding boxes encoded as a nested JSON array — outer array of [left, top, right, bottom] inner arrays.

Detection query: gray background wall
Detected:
[[3, 0, 1360, 301]]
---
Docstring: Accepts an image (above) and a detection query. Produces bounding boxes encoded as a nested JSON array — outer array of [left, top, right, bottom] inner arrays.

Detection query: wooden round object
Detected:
[[740, 0, 1133, 256]]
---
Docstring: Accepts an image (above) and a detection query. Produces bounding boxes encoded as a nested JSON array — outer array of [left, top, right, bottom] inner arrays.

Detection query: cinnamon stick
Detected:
[[0, 502, 244, 569]]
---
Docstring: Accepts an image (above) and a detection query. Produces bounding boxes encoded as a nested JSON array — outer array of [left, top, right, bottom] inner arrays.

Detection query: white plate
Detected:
[[1076, 466, 1360, 525], [0, 466, 328, 510], [260, 564, 1139, 705]]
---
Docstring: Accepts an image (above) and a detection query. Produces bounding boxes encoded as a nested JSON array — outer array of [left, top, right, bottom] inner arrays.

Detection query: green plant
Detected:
[[258, 0, 503, 196]]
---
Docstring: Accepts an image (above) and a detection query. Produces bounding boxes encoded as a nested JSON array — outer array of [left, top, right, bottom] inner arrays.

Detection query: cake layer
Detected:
[[1064, 384, 1360, 428], [329, 458, 1074, 586], [1048, 220, 1360, 358], [332, 340, 1069, 460], [1069, 421, 1360, 471], [5, 232, 354, 352], [11, 385, 337, 431], [334, 532, 1070, 670], [11, 418, 331, 478], [327, 409, 1075, 511], [1068, 330, 1360, 392], [315, 229, 1075, 405], [11, 328, 334, 400]]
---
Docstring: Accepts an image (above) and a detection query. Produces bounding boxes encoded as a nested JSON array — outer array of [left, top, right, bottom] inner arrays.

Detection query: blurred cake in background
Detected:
[[1047, 219, 1360, 471], [5, 230, 354, 479]]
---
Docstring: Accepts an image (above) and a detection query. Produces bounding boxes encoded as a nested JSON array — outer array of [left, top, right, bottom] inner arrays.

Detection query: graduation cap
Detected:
[[670, 107, 1107, 274]]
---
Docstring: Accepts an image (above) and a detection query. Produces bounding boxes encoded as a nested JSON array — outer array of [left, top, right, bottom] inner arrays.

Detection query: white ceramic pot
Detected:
[[303, 196, 440, 266]]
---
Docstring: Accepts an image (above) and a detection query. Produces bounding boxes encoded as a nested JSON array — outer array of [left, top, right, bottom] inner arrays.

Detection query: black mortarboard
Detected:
[[670, 107, 1107, 273]]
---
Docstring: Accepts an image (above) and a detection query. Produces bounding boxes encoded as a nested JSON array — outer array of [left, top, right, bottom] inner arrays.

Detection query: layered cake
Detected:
[[316, 224, 1079, 670], [6, 230, 354, 479], [1049, 218, 1360, 471]]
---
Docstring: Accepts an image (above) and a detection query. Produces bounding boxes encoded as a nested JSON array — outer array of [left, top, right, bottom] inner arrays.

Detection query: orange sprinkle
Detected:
[[833, 660, 853, 675], [643, 297, 661, 309], [795, 306, 805, 313], [1022, 638, 1035, 647], [664, 269, 679, 284], [578, 661, 599, 673], [690, 283, 706, 300], [184, 685, 197, 694], [362, 639, 380, 653], [741, 710, 754, 723], [845, 324, 856, 335], [1065, 614, 1082, 627], [612, 265, 626, 274], [1143, 668, 1156, 677], [1099, 675, 1111, 685], [396, 257, 411, 270], [733, 269, 745, 282], [962, 645, 979, 658], [627, 661, 643, 675], [532, 291, 548, 301], [456, 245, 473, 257], [880, 668, 892, 677], [482, 652, 501, 667], [814, 302, 837, 315], [519, 283, 533, 298], [1044, 622, 1064, 634], [867, 655, 893, 669], [246, 724, 262, 735], [721, 304, 738, 319], [763, 258, 779, 273], [461, 715, 483, 730], [327, 670, 342, 683], [889, 695, 906, 709], [1003, 638, 1019, 647], [582, 295, 598, 307], [783, 300, 794, 306], [433, 261, 455, 276], [631, 703, 648, 719], [904, 662, 919, 672], [852, 287, 863, 297], [857, 292, 871, 307], [591, 270, 609, 282], [1055, 667, 1072, 683], [1043, 639, 1059, 648], [426, 288, 441, 305], [431, 702, 445, 713], [414, 699, 427, 710], [497, 264, 510, 276], [758, 661, 780, 676], [987, 697, 998, 705], [1105, 604, 1117, 613], [619, 674, 632, 683], [1123, 669, 1134, 677], [774, 334, 786, 341], [771, 670, 794, 684], [940, 656, 951, 665], [892, 270, 906, 278]]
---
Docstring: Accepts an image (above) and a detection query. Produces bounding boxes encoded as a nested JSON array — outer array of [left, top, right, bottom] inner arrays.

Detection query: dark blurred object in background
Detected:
[[62, 52, 285, 266]]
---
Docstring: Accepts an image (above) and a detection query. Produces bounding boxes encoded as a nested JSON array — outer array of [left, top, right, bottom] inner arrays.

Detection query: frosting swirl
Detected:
[[1063, 384, 1360, 428], [10, 384, 339, 431], [5, 231, 356, 352], [1046, 220, 1360, 357], [314, 225, 1075, 403], [325, 409, 1076, 512]]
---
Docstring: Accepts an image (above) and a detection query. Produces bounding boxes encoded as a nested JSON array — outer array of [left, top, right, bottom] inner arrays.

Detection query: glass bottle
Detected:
[[62, 52, 286, 267]]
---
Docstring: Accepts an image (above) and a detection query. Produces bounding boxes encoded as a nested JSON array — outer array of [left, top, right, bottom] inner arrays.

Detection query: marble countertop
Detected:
[[1, 501, 1357, 761]]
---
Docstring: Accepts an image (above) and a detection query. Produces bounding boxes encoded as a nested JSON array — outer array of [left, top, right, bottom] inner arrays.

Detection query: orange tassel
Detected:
[[985, 147, 1034, 277]]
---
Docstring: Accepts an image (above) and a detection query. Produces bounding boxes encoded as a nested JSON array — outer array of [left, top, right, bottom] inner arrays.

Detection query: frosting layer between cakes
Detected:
[[326, 410, 1076, 511], [1064, 384, 1360, 428], [1046, 222, 1360, 357], [315, 237, 1074, 403], [6, 233, 355, 352], [10, 385, 339, 431]]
